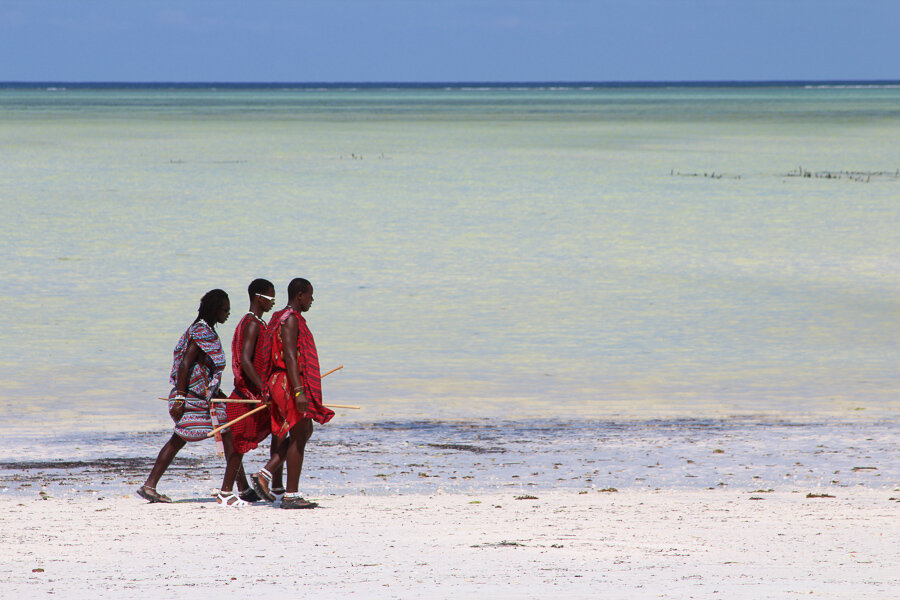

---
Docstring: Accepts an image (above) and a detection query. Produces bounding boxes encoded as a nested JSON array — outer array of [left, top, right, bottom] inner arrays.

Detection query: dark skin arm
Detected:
[[176, 339, 225, 397], [175, 340, 202, 395], [281, 315, 309, 413], [240, 319, 266, 396]]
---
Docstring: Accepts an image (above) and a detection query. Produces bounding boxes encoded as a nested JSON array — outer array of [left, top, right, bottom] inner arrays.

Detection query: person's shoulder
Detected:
[[276, 306, 296, 319], [239, 312, 258, 326], [231, 313, 251, 336], [190, 320, 216, 338], [245, 315, 263, 333]]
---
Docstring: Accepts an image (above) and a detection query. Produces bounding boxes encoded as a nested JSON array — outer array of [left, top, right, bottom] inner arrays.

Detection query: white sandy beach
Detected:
[[1, 489, 897, 599]]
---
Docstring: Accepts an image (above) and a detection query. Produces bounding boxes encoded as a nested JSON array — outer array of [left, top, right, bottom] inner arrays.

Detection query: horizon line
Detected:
[[2, 78, 900, 87]]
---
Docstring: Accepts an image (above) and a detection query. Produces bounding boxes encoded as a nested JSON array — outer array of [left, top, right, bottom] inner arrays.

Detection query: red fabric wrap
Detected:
[[226, 313, 272, 454], [267, 307, 334, 433]]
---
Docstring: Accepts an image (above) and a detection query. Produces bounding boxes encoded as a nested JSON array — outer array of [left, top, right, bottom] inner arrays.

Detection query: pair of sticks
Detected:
[[205, 365, 357, 438], [159, 365, 358, 438]]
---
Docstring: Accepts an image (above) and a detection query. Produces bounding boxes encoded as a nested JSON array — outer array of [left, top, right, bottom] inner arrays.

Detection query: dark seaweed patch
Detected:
[[427, 443, 505, 454]]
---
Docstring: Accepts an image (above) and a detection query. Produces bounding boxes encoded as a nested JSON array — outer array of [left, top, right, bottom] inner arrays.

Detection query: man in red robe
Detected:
[[222, 278, 277, 502], [251, 277, 333, 509]]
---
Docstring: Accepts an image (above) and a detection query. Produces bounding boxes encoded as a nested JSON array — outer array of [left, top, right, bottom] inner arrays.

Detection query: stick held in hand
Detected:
[[202, 364, 349, 437], [205, 403, 268, 438]]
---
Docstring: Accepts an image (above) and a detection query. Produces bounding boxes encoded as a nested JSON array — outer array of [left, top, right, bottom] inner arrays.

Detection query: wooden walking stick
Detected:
[[321, 365, 344, 377], [158, 397, 357, 407], [162, 367, 346, 403], [158, 397, 261, 403], [204, 400, 357, 438], [205, 403, 268, 438], [214, 397, 261, 404], [204, 365, 349, 438]]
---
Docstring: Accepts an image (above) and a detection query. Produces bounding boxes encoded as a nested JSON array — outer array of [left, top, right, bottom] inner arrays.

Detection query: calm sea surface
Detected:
[[1, 84, 898, 442]]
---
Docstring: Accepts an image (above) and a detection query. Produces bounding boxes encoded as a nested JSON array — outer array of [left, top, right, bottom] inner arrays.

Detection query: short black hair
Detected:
[[287, 277, 311, 300], [195, 289, 229, 326], [248, 278, 274, 301]]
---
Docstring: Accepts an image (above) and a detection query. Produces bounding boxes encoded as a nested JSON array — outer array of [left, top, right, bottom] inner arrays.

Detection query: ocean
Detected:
[[0, 83, 898, 480]]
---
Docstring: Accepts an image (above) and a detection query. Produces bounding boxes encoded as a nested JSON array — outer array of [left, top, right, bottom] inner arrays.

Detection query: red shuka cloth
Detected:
[[226, 313, 272, 454], [267, 307, 334, 434]]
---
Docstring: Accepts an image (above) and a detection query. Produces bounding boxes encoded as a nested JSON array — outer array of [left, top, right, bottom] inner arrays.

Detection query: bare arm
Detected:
[[175, 340, 202, 395], [281, 315, 309, 413], [240, 319, 266, 394]]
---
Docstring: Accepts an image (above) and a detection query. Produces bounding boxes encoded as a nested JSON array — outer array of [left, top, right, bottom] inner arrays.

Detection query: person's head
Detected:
[[287, 277, 314, 312], [248, 278, 275, 312], [195, 288, 230, 326]]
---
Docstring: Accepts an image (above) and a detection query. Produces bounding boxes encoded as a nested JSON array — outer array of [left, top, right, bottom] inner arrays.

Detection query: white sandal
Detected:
[[216, 491, 249, 507]]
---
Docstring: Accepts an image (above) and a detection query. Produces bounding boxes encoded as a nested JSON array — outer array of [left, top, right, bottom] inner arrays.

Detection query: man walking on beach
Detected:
[[252, 277, 333, 509], [222, 278, 278, 503]]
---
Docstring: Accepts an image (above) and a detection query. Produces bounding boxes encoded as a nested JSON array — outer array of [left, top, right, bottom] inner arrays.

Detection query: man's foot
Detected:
[[136, 485, 172, 504], [280, 494, 318, 509], [239, 488, 262, 502], [250, 469, 275, 502], [216, 491, 249, 507]]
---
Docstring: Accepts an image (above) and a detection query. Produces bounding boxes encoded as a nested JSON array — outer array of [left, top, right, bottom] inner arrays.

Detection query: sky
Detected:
[[1, 0, 898, 83]]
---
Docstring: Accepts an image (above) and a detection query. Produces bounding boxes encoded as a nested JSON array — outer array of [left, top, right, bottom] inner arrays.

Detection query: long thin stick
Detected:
[[181, 364, 345, 438], [160, 365, 345, 403], [158, 397, 261, 403], [205, 404, 267, 438], [162, 397, 360, 409], [204, 401, 358, 439], [321, 365, 344, 377], [202, 366, 350, 437]]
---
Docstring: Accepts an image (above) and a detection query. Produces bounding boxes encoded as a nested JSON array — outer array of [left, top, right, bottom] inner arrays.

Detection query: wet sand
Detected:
[[4, 419, 900, 497]]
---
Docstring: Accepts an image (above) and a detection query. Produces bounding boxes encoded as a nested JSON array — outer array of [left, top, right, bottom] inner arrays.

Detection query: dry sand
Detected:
[[1, 488, 898, 599]]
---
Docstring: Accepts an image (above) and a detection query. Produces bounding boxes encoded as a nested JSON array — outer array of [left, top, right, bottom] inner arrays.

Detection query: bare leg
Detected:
[[144, 433, 186, 489], [263, 435, 290, 475], [234, 464, 250, 493], [219, 431, 243, 493], [226, 433, 250, 493], [285, 419, 313, 494], [270, 434, 285, 491], [249, 435, 290, 501]]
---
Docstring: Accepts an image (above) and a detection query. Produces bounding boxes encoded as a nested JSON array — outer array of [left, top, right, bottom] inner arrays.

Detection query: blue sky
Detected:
[[1, 0, 898, 82]]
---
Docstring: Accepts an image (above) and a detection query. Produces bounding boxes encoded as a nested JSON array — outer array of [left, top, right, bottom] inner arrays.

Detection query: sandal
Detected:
[[271, 487, 286, 507], [250, 468, 275, 502], [280, 494, 318, 509], [136, 485, 172, 504], [239, 488, 262, 502], [216, 491, 249, 507]]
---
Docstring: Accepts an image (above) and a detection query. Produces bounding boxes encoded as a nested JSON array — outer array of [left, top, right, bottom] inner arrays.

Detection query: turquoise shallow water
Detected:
[[0, 84, 898, 438]]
